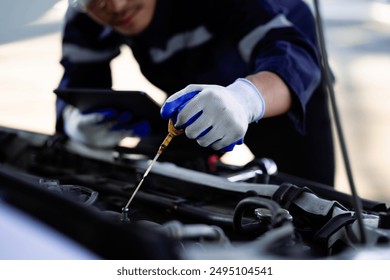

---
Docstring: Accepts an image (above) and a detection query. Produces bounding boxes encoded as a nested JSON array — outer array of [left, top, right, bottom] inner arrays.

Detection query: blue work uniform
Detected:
[[57, 0, 335, 185]]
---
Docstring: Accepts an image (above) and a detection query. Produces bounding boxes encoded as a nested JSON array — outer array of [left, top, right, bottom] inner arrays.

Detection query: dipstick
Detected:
[[122, 119, 183, 215]]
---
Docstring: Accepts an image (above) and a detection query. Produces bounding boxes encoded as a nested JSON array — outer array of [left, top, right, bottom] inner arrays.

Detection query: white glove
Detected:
[[160, 78, 265, 152], [63, 106, 150, 148]]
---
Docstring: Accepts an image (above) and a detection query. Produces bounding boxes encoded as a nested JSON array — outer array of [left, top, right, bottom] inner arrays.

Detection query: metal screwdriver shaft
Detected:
[[122, 119, 183, 214]]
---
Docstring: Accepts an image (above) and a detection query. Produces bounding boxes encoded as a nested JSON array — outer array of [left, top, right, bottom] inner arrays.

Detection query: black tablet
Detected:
[[54, 88, 165, 128]]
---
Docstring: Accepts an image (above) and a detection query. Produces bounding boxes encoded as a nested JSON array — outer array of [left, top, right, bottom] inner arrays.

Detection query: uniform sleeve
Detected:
[[212, 0, 322, 134], [56, 6, 122, 132]]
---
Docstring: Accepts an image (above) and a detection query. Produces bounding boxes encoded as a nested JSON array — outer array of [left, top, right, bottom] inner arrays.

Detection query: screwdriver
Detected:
[[121, 119, 183, 222]]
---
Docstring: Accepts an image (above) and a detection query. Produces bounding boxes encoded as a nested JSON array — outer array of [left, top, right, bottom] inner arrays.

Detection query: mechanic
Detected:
[[56, 0, 335, 186]]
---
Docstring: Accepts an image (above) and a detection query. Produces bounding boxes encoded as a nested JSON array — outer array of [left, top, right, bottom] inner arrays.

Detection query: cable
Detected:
[[312, 0, 366, 244]]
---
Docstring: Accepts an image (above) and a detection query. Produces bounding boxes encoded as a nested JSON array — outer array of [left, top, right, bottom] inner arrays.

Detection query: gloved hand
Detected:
[[160, 78, 265, 152], [63, 106, 151, 148]]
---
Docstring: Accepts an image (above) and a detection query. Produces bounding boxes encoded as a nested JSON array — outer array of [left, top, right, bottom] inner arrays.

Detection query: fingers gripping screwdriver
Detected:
[[121, 119, 183, 222]]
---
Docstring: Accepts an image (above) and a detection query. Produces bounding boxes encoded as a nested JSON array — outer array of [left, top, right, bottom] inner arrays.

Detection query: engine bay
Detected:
[[1, 126, 390, 260]]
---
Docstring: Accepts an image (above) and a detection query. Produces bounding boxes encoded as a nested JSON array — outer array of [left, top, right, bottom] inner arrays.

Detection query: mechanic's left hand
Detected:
[[160, 78, 265, 152], [63, 106, 151, 148]]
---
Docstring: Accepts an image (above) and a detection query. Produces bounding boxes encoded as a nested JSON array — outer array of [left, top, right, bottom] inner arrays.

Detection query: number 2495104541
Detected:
[[209, 266, 273, 276]]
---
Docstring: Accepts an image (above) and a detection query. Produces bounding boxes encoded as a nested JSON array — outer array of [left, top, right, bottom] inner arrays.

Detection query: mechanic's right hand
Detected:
[[160, 78, 265, 152], [63, 106, 150, 148]]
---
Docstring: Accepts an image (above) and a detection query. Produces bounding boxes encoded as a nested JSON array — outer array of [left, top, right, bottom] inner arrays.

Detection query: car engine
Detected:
[[1, 126, 390, 260]]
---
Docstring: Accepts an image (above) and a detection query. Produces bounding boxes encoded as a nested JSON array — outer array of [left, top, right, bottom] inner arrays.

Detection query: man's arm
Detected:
[[247, 71, 292, 118], [56, 6, 121, 133]]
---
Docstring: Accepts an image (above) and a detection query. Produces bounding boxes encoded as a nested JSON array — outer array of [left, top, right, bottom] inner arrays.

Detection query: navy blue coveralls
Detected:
[[56, 0, 335, 185]]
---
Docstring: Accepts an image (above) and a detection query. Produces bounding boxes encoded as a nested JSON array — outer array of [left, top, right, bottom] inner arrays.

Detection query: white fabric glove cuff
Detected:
[[227, 78, 266, 123]]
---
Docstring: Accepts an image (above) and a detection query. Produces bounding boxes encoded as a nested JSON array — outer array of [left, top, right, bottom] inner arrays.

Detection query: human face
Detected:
[[84, 0, 157, 35]]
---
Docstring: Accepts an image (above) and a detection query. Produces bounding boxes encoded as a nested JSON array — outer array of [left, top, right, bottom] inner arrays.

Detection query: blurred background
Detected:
[[0, 0, 389, 203]]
